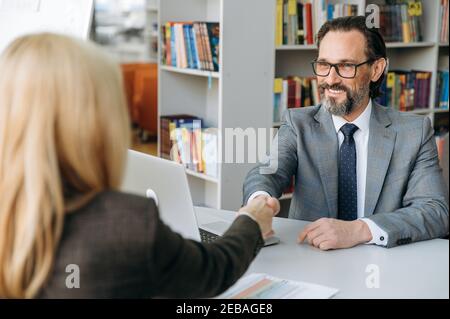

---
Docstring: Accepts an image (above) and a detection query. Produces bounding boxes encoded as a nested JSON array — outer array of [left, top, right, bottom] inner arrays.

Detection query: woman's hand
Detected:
[[239, 196, 279, 238]]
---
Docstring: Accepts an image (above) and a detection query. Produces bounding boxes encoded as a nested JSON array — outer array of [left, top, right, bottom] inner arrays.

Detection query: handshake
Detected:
[[238, 196, 280, 239], [238, 195, 373, 250]]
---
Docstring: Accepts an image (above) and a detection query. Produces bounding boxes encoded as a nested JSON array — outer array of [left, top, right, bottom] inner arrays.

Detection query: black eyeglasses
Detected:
[[311, 59, 374, 79]]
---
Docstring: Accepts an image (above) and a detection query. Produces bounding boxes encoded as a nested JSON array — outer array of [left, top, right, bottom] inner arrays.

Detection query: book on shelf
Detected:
[[275, 0, 427, 46], [273, 76, 320, 123], [160, 115, 218, 178], [160, 22, 220, 72], [435, 70, 449, 110], [439, 0, 449, 43], [273, 78, 283, 123], [202, 128, 219, 178], [375, 69, 431, 111], [275, 0, 360, 46], [379, 1, 423, 43], [276, 0, 283, 46], [160, 115, 199, 160]]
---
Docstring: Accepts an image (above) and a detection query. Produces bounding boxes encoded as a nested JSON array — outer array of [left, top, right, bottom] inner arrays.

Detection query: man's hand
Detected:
[[240, 196, 280, 239], [297, 218, 372, 250], [253, 195, 280, 217]]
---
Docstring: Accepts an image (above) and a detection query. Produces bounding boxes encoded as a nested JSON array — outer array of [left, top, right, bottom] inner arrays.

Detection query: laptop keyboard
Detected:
[[199, 228, 219, 243]]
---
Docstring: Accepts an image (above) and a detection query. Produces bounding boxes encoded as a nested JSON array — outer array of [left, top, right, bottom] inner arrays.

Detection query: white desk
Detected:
[[195, 206, 449, 299]]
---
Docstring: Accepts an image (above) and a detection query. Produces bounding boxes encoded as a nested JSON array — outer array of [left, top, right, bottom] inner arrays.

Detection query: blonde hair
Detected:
[[0, 33, 131, 298]]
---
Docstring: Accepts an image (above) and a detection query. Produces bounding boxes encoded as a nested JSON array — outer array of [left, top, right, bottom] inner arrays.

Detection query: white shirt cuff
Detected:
[[247, 191, 271, 204], [360, 218, 388, 246]]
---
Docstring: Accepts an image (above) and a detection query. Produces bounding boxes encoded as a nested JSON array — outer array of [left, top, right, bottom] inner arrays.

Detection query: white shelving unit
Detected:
[[273, 0, 449, 129], [160, 65, 220, 78], [158, 0, 275, 210]]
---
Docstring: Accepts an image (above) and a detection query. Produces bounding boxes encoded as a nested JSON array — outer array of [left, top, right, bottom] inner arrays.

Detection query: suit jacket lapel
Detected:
[[312, 105, 339, 218], [365, 103, 396, 217]]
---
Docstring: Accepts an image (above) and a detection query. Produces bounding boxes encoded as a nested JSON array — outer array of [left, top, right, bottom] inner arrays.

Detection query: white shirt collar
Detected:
[[331, 99, 372, 134]]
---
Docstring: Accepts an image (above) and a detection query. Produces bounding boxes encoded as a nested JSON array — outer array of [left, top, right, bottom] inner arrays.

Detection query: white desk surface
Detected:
[[195, 206, 449, 299]]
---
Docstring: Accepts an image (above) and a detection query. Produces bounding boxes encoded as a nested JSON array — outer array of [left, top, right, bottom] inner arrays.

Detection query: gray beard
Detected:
[[321, 84, 369, 117], [323, 95, 354, 116]]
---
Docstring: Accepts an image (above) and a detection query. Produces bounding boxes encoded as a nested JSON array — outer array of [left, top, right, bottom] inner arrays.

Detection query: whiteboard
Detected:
[[0, 0, 94, 54]]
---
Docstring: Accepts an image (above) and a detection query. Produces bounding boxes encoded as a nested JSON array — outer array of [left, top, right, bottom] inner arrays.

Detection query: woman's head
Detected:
[[0, 33, 130, 298]]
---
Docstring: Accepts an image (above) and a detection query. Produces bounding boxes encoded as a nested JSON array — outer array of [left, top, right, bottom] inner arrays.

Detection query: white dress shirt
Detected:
[[248, 100, 388, 246]]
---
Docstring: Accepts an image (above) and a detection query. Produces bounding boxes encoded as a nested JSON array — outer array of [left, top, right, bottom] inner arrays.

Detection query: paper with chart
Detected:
[[217, 273, 339, 299], [0, 0, 94, 54]]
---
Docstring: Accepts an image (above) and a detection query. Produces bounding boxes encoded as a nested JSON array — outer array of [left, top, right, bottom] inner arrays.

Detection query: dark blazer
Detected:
[[37, 191, 263, 298]]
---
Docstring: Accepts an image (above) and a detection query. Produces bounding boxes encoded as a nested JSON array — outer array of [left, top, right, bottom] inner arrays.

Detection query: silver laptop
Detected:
[[121, 150, 280, 246]]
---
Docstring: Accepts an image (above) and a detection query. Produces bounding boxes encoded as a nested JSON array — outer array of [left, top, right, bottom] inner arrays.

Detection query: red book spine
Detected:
[[305, 3, 313, 44]]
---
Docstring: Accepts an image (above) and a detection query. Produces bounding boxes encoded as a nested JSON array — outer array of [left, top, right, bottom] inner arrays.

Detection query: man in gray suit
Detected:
[[243, 16, 449, 249]]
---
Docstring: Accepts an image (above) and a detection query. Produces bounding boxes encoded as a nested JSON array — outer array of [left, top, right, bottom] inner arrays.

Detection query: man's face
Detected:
[[316, 30, 372, 117]]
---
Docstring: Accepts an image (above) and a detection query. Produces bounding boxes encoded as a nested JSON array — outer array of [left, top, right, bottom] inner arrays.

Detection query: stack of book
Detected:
[[376, 70, 432, 111], [436, 70, 449, 110], [275, 0, 360, 46], [160, 22, 220, 72], [160, 115, 198, 160], [273, 76, 320, 123], [378, 0, 424, 43], [439, 0, 449, 43], [160, 115, 218, 178]]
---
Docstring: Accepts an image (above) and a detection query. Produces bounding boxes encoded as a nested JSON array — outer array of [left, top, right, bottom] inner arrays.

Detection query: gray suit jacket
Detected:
[[38, 191, 263, 298], [243, 102, 449, 248]]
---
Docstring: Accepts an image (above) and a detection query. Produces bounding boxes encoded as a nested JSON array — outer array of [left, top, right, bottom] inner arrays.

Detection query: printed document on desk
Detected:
[[217, 273, 339, 299]]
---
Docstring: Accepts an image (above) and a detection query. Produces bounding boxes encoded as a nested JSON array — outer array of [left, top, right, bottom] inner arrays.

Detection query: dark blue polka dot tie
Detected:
[[338, 123, 359, 221]]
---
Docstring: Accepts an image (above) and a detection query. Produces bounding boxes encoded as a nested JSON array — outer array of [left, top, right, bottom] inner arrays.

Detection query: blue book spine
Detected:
[[376, 77, 387, 106], [170, 25, 177, 67], [273, 94, 281, 123], [442, 72, 449, 109], [327, 4, 334, 21], [435, 72, 441, 108], [206, 23, 220, 72], [183, 25, 193, 69], [189, 25, 200, 70]]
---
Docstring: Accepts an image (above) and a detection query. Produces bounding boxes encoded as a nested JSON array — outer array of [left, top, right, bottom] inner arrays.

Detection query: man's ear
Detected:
[[371, 58, 387, 82]]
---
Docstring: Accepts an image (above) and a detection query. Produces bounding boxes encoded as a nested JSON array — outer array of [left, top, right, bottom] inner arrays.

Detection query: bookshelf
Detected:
[[158, 0, 275, 210], [277, 41, 436, 50], [272, 0, 449, 202], [160, 65, 219, 78], [273, 0, 449, 128]]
